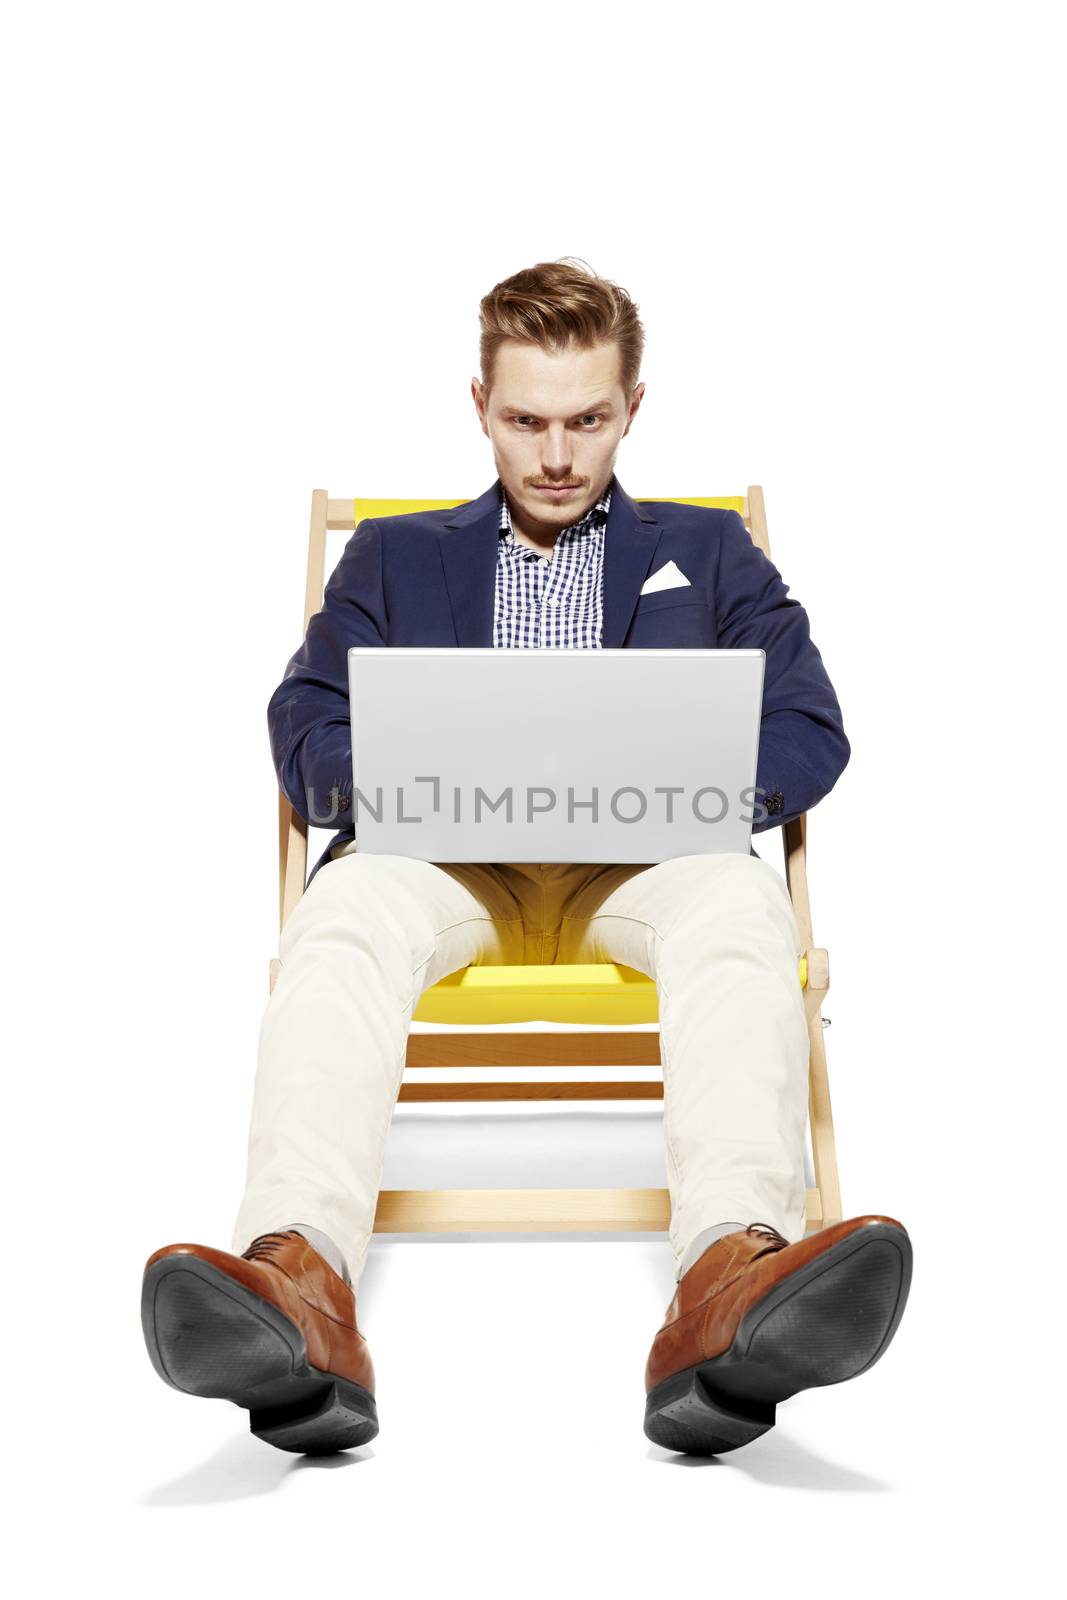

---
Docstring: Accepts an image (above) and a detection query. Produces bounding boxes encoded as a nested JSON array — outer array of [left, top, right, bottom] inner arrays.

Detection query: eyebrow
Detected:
[[501, 399, 618, 418]]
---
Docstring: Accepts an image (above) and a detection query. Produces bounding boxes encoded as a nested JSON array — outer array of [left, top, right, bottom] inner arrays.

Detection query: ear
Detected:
[[622, 380, 645, 436]]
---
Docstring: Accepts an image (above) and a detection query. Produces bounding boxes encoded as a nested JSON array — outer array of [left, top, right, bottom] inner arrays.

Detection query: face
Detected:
[[471, 338, 644, 537]]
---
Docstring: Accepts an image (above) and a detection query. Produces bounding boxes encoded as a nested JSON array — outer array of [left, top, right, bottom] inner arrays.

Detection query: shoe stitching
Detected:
[[268, 1267, 365, 1335], [242, 1239, 363, 1334], [656, 1237, 788, 1337]]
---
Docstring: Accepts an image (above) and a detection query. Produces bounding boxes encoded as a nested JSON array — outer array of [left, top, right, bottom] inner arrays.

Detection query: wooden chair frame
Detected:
[[269, 487, 843, 1242]]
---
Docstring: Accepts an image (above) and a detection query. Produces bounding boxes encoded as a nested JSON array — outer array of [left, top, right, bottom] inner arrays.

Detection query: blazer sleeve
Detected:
[[267, 518, 387, 826], [714, 510, 850, 832]]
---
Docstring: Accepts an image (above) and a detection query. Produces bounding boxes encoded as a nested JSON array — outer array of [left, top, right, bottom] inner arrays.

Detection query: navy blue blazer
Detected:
[[268, 474, 851, 885]]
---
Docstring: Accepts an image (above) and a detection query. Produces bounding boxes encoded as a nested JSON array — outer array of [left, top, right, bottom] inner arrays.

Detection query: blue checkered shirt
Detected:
[[494, 480, 611, 648]]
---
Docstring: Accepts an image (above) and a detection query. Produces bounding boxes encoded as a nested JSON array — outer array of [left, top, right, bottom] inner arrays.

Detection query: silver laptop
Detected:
[[346, 647, 765, 863]]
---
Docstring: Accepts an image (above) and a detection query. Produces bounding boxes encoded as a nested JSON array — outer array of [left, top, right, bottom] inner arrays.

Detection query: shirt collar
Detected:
[[498, 479, 612, 543]]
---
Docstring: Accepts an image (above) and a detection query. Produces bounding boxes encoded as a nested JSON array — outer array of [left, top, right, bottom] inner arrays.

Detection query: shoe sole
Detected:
[[643, 1221, 912, 1456], [141, 1255, 379, 1455]]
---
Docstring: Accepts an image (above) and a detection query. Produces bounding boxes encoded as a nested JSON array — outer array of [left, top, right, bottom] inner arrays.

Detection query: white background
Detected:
[[3, 1, 1062, 1591]]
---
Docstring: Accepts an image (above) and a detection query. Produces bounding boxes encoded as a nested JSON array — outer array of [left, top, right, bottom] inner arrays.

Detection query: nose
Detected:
[[540, 425, 573, 476]]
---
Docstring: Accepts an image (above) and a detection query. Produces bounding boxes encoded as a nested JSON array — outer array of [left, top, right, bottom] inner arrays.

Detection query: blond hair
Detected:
[[478, 257, 645, 401]]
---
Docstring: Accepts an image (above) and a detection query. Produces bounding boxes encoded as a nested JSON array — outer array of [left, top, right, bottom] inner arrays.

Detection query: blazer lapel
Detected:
[[439, 481, 503, 646], [600, 478, 663, 647], [438, 473, 663, 648]]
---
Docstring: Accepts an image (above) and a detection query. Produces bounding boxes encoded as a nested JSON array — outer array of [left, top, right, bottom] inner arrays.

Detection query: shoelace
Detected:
[[240, 1230, 302, 1262], [744, 1222, 790, 1249]]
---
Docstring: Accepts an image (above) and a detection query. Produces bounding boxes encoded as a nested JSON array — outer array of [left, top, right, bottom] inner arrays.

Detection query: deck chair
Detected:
[[271, 486, 843, 1243]]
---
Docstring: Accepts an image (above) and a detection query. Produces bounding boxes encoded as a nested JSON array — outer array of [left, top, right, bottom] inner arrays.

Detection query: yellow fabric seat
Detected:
[[412, 957, 810, 1025]]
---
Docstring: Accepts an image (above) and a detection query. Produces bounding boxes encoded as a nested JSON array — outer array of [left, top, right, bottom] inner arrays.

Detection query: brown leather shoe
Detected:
[[141, 1229, 378, 1454], [644, 1215, 912, 1455]]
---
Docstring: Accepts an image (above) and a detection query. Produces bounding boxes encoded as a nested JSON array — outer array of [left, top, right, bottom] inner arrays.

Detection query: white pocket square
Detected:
[[639, 560, 692, 595]]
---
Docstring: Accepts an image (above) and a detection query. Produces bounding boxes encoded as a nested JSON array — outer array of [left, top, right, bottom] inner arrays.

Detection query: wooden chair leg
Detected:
[[807, 1007, 842, 1226]]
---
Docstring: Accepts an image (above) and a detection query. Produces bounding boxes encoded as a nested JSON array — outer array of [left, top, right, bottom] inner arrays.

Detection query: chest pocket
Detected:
[[632, 586, 705, 614], [627, 585, 714, 647]]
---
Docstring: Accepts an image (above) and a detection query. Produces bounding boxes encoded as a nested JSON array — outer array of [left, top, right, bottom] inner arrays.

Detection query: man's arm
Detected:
[[267, 518, 386, 826], [715, 509, 850, 832]]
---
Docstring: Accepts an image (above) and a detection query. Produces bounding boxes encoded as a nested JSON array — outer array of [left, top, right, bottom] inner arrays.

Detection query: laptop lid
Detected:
[[346, 647, 765, 863]]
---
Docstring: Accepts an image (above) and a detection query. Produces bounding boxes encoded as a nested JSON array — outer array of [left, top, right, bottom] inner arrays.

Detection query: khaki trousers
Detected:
[[231, 846, 811, 1287]]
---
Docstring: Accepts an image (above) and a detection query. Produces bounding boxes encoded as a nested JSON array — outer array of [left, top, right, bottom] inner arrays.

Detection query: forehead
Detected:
[[491, 339, 622, 409]]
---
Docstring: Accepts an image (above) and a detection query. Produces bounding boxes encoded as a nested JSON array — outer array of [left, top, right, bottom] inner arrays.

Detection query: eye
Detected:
[[511, 414, 604, 428]]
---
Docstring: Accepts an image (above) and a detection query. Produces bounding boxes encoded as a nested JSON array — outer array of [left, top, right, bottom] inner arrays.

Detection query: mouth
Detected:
[[532, 484, 581, 498]]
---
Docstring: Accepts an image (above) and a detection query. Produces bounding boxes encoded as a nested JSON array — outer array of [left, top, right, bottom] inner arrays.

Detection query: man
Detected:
[[141, 258, 912, 1459]]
